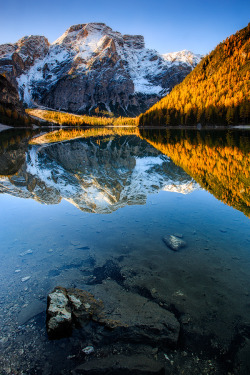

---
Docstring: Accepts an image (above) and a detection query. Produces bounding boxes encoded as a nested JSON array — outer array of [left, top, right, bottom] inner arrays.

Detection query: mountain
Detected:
[[139, 23, 250, 126], [0, 134, 199, 213], [0, 23, 202, 117], [0, 74, 32, 127]]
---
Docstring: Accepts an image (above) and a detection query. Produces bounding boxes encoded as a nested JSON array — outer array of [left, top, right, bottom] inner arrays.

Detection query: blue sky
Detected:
[[1, 0, 249, 54]]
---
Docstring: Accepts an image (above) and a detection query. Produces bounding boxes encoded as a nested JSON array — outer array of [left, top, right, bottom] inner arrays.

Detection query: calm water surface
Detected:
[[0, 127, 249, 374]]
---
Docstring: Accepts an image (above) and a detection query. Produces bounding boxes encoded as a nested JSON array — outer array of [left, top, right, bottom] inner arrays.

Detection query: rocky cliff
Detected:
[[0, 23, 202, 116], [0, 74, 32, 126]]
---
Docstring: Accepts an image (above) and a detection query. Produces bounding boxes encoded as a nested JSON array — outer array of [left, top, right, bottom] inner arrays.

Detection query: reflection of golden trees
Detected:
[[0, 129, 35, 153], [140, 129, 250, 217], [30, 127, 139, 144], [139, 23, 250, 126], [27, 109, 138, 127]]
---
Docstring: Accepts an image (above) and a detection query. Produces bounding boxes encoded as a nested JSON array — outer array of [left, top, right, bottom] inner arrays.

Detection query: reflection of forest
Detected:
[[1, 127, 250, 217], [0, 129, 38, 176], [30, 127, 139, 144], [140, 129, 250, 217]]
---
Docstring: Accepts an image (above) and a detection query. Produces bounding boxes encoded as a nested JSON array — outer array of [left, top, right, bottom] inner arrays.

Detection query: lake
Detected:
[[0, 127, 249, 374]]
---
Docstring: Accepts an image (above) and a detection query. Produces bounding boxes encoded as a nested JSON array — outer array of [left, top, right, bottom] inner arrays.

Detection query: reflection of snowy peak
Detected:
[[0, 23, 202, 116], [0, 135, 199, 213]]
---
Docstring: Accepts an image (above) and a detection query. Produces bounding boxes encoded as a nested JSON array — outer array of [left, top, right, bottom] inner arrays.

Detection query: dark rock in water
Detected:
[[46, 286, 104, 339], [163, 235, 186, 251], [91, 280, 180, 346], [71, 354, 165, 374], [47, 283, 180, 347]]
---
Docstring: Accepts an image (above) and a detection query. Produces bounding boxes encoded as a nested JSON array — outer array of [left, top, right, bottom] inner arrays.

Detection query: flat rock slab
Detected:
[[162, 235, 186, 251], [90, 280, 180, 346], [72, 354, 165, 375], [47, 282, 180, 346]]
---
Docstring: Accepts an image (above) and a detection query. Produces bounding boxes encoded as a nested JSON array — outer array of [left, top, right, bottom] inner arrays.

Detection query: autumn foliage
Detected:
[[30, 127, 139, 144], [140, 129, 250, 217], [139, 24, 250, 126], [27, 109, 138, 127]]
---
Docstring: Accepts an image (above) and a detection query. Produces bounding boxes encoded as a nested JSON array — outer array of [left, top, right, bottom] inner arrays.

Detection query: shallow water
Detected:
[[0, 127, 249, 374]]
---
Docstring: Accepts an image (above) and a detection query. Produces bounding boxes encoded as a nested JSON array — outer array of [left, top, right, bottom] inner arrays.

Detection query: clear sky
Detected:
[[1, 0, 249, 55]]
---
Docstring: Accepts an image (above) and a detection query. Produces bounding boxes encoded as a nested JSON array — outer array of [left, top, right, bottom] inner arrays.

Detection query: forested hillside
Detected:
[[139, 24, 250, 126]]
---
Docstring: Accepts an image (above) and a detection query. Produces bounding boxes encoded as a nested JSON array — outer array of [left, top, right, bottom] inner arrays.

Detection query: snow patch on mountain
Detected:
[[162, 49, 203, 68], [0, 23, 203, 115]]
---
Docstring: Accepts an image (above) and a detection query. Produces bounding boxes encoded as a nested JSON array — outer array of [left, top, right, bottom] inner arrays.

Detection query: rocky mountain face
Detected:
[[0, 134, 199, 212], [0, 74, 22, 109], [0, 23, 202, 116], [0, 74, 32, 126]]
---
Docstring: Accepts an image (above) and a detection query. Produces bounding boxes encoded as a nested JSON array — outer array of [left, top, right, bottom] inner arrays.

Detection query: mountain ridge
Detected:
[[0, 23, 202, 117]]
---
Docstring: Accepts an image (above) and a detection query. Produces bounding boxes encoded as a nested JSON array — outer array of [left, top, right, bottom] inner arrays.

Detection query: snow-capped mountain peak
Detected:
[[162, 49, 203, 68], [0, 23, 203, 116]]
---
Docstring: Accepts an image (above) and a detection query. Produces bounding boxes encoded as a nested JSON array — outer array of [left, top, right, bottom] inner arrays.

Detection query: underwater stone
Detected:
[[46, 286, 104, 339], [46, 287, 72, 339], [82, 346, 94, 355], [163, 235, 186, 251]]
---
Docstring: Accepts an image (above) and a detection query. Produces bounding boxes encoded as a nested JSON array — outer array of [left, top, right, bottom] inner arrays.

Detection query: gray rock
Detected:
[[91, 280, 180, 346], [21, 276, 31, 282], [46, 286, 104, 339], [82, 346, 94, 355], [47, 283, 180, 347], [19, 249, 33, 256], [46, 287, 72, 339], [163, 235, 186, 251]]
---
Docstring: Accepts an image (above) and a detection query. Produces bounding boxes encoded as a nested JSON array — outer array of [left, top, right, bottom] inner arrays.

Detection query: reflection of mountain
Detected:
[[140, 129, 250, 217], [0, 129, 37, 176], [0, 134, 198, 213]]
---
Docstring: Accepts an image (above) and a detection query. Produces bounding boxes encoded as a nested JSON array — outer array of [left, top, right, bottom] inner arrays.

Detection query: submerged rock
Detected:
[[82, 346, 95, 355], [163, 235, 186, 251], [21, 276, 31, 282], [46, 284, 180, 346], [91, 280, 180, 346], [46, 286, 104, 339], [46, 287, 72, 339]]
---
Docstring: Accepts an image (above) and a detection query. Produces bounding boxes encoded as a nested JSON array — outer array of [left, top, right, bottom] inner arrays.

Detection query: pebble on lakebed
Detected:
[[163, 235, 186, 251]]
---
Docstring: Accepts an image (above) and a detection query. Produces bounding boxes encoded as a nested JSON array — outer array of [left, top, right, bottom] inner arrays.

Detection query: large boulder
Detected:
[[46, 283, 180, 347]]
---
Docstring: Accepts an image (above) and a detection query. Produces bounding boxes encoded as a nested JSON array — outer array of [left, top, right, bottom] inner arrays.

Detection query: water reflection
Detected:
[[140, 128, 250, 217], [0, 127, 250, 374], [0, 129, 198, 213], [1, 127, 249, 217]]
